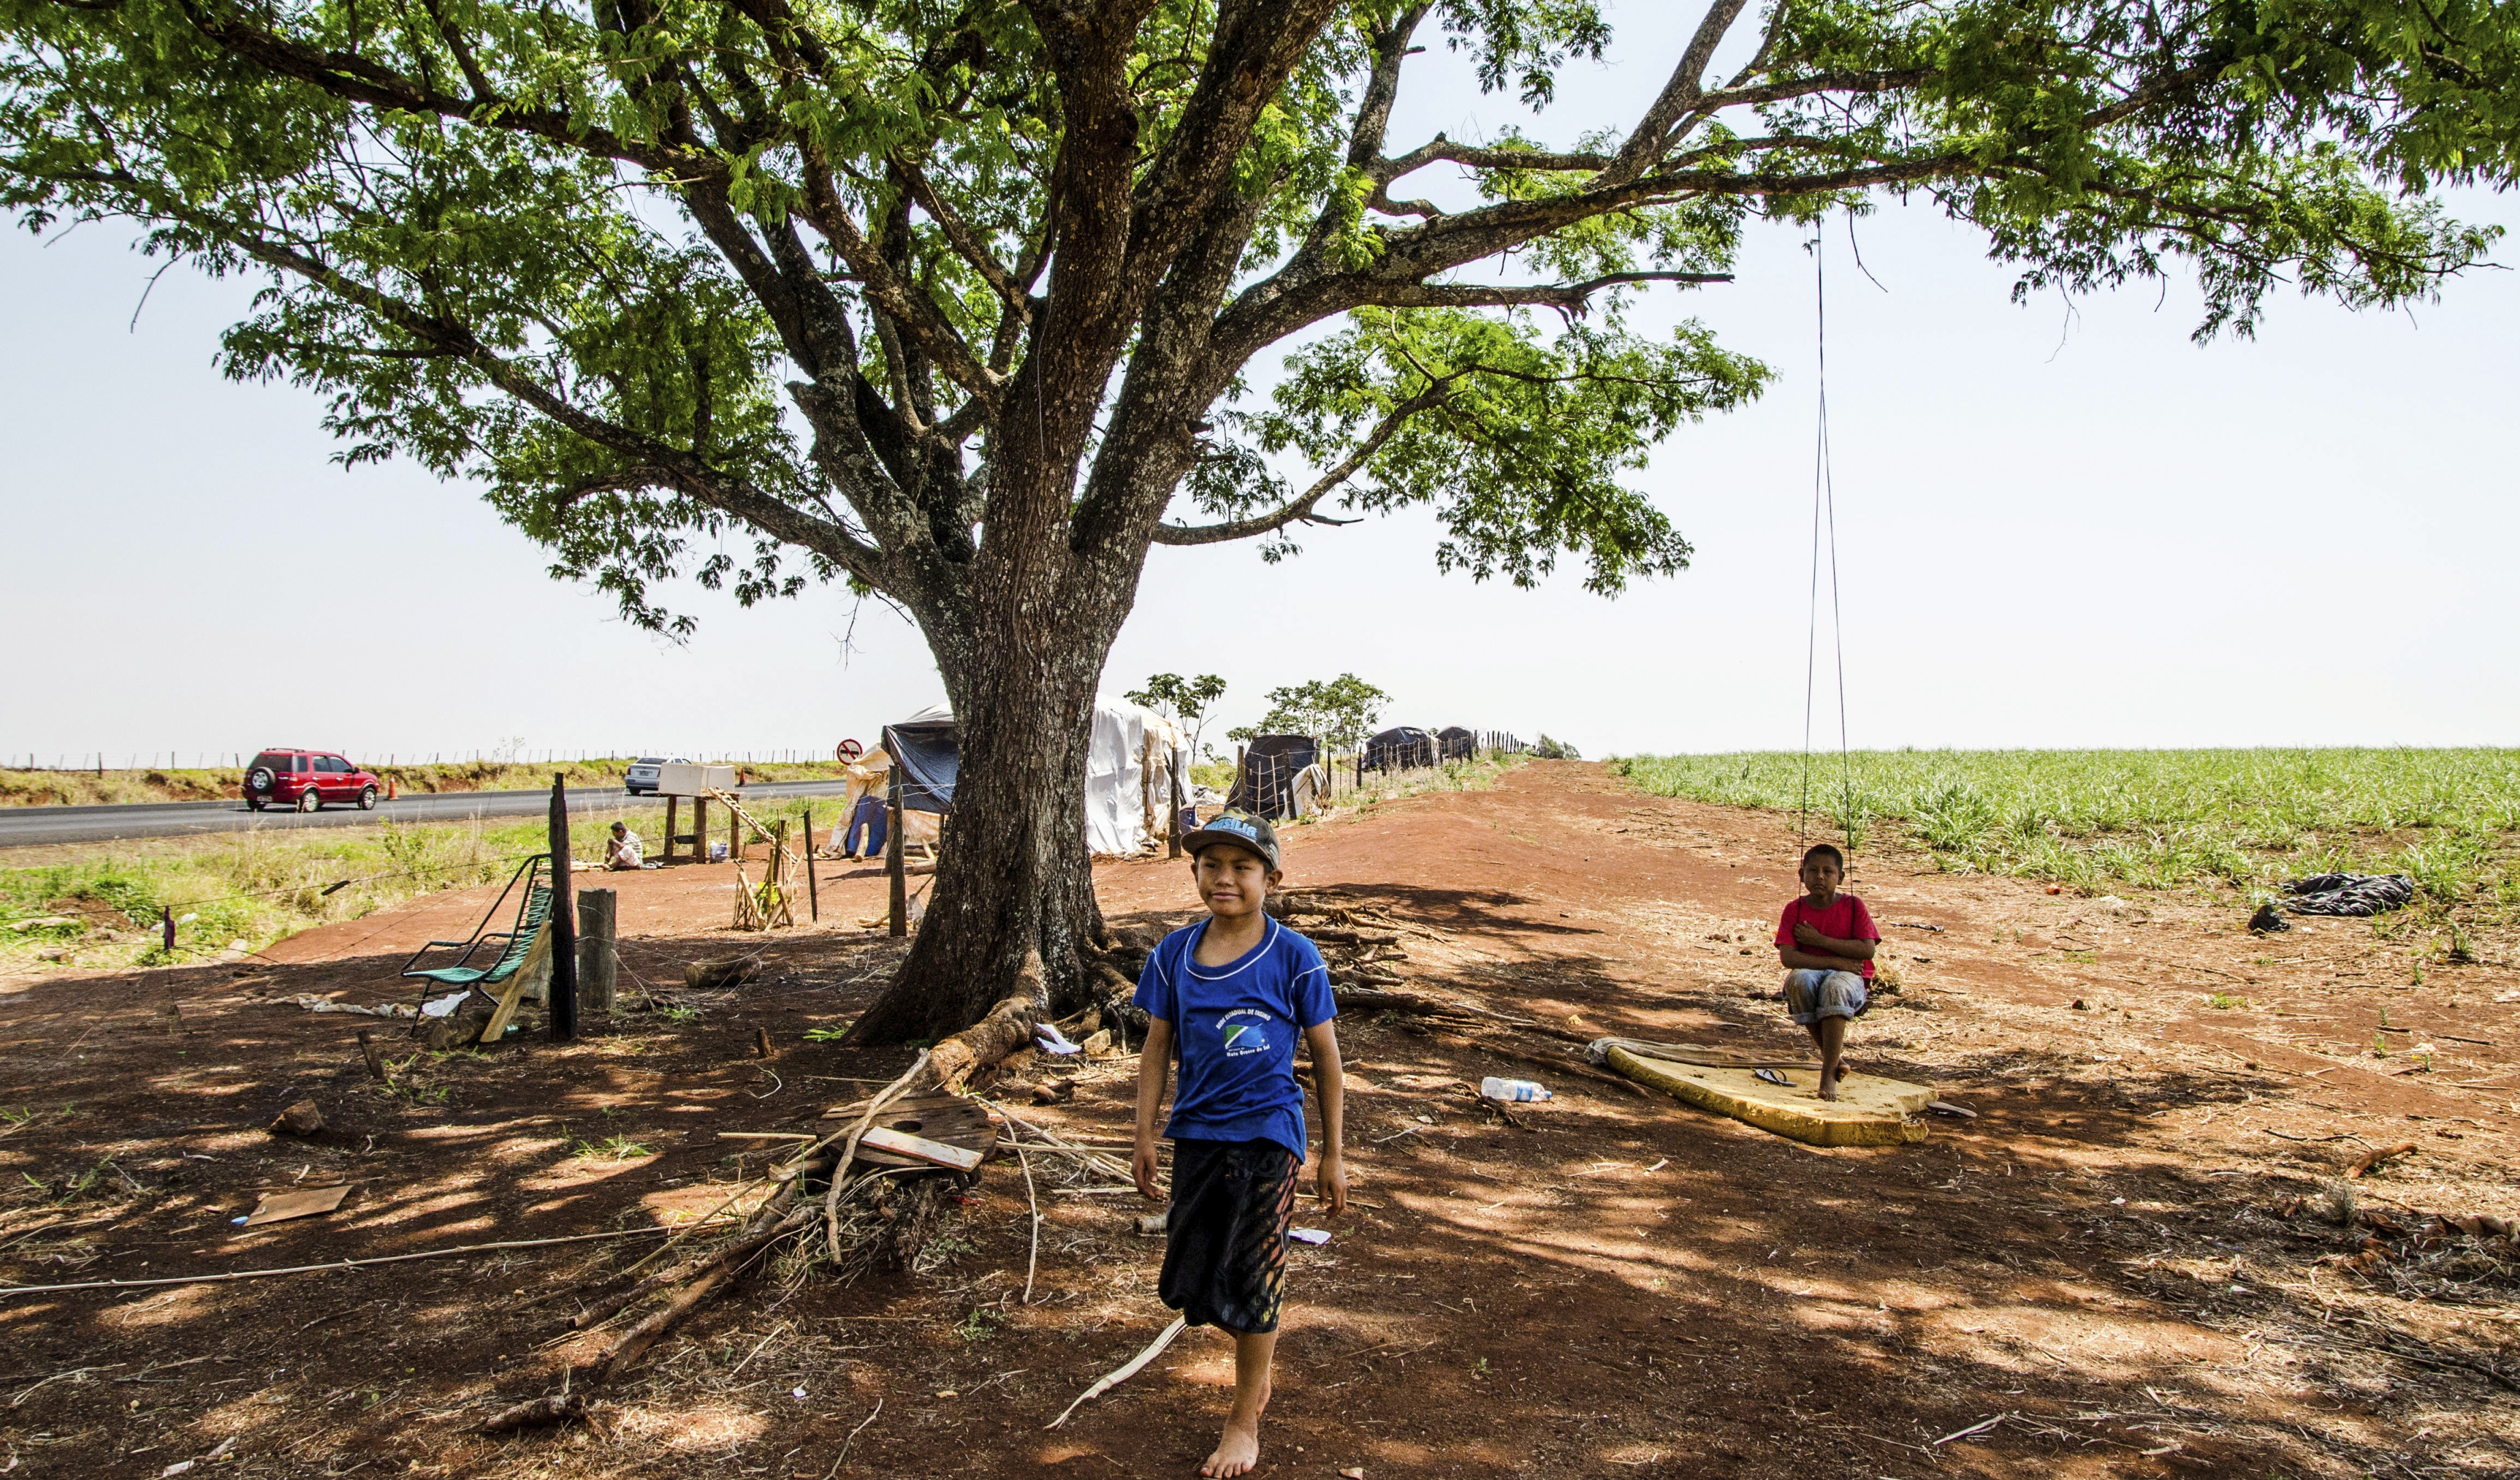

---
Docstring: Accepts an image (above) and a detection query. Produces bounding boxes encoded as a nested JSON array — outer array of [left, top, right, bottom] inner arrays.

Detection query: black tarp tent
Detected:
[[1228, 734, 1320, 820], [1361, 726, 1437, 773], [1436, 727, 1475, 762], [881, 706, 959, 813]]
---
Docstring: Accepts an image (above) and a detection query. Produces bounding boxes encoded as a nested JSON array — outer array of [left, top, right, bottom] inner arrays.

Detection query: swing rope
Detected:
[[1798, 222, 1854, 845]]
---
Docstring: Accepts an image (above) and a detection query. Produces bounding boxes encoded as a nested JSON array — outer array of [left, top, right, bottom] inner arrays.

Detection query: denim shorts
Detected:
[[1782, 968, 1868, 1026]]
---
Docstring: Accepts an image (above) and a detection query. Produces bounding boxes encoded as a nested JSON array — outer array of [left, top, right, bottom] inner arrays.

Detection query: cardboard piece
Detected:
[[1606, 1045, 1931, 1148], [244, 1183, 354, 1227]]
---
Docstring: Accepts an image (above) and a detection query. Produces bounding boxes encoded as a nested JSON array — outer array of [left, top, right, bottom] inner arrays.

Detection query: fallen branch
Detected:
[[571, 1194, 802, 1332], [827, 1049, 933, 1260], [2348, 1141, 2419, 1179], [0, 1223, 735, 1300], [480, 1393, 588, 1434], [597, 1205, 813, 1382], [1047, 1315, 1189, 1429], [1015, 1142, 1040, 1306]]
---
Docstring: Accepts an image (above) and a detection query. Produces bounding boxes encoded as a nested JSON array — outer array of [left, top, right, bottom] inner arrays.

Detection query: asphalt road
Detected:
[[0, 780, 860, 850]]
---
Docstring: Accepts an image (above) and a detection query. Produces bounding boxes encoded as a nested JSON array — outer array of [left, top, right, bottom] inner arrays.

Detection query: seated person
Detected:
[[1773, 842, 1878, 1101], [604, 821, 645, 871]]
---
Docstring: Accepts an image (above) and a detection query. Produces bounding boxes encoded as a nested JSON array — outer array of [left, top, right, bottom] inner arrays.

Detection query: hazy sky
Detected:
[[4, 7, 2515, 767]]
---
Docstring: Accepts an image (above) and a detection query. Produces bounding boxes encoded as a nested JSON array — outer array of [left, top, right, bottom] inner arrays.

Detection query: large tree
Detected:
[[5, 0, 2510, 1039]]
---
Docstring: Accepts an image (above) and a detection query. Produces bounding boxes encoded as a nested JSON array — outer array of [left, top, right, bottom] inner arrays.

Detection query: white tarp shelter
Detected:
[[885, 699, 1191, 858]]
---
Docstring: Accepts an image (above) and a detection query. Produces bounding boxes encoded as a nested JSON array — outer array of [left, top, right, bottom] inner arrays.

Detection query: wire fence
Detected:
[[1221, 730, 1529, 822], [3, 749, 855, 775]]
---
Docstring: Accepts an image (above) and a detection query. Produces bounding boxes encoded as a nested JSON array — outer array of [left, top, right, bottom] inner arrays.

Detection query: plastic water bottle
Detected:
[[1480, 1076, 1551, 1102]]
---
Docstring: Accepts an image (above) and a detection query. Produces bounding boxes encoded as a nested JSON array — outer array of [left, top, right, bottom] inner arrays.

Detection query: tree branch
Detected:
[[894, 150, 1030, 325], [1152, 383, 1444, 546], [1598, 0, 1751, 187]]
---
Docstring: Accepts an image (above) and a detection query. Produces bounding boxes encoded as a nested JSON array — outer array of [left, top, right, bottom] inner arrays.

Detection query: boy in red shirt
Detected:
[[1773, 843, 1878, 1101]]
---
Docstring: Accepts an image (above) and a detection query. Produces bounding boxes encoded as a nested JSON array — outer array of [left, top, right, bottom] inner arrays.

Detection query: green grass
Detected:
[[1608, 749, 2520, 917], [0, 792, 851, 975]]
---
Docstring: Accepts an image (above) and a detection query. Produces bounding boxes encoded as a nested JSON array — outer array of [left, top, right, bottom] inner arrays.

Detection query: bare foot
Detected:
[[1201, 1420, 1261, 1478], [1835, 1061, 1850, 1081], [1816, 1079, 1839, 1102]]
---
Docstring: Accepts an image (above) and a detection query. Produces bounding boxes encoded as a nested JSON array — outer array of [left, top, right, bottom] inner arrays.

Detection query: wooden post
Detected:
[[802, 807, 820, 922], [1168, 753, 1184, 858], [577, 889, 617, 1012], [728, 797, 742, 864], [692, 795, 709, 863], [548, 775, 578, 1042], [887, 761, 907, 937], [664, 794, 679, 865]]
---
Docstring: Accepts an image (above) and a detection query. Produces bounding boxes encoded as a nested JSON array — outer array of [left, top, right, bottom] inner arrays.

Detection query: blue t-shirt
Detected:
[[1134, 917, 1335, 1160]]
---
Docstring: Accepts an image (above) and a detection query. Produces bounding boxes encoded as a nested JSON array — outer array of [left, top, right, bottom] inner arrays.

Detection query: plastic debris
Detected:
[[1478, 1076, 1551, 1103]]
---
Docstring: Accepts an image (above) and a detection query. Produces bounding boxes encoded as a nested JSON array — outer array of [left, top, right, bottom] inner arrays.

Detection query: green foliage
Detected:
[[1198, 309, 1768, 592], [1228, 674, 1389, 753], [1611, 749, 2520, 902], [1531, 735, 1583, 761], [3, 0, 2506, 643], [1125, 673, 1230, 757]]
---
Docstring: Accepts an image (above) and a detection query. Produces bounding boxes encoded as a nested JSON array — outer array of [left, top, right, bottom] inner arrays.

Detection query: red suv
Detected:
[[245, 750, 382, 812]]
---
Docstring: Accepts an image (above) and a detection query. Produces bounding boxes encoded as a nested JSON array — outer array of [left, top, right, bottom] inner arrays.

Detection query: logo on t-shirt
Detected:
[[1217, 1009, 1274, 1057]]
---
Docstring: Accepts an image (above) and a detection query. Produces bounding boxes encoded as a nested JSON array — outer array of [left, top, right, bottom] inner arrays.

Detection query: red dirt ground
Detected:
[[2, 761, 2513, 1478]]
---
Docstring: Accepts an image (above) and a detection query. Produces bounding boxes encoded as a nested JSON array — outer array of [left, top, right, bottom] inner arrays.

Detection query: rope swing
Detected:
[[1798, 221, 1854, 844]]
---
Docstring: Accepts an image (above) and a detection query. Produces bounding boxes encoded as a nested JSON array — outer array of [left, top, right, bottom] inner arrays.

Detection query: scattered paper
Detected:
[[1288, 1227, 1331, 1246], [1035, 1023, 1084, 1056], [421, 991, 468, 1019]]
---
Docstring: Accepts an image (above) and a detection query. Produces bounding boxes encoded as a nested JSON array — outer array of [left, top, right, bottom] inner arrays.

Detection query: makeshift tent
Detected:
[[1228, 735, 1322, 821], [882, 706, 959, 813], [879, 701, 1189, 856], [1361, 726, 1436, 773], [1436, 727, 1476, 762]]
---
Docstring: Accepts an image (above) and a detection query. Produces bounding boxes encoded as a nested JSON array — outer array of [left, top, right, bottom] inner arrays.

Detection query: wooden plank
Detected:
[[1605, 1046, 1932, 1149], [478, 923, 546, 1044], [858, 1124, 985, 1173]]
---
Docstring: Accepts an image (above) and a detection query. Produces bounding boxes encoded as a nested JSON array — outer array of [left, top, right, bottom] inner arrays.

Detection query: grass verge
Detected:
[[0, 757, 848, 809], [0, 793, 849, 975]]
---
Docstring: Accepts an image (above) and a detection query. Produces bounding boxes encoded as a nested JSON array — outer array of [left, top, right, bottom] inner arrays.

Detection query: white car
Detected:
[[623, 756, 687, 796]]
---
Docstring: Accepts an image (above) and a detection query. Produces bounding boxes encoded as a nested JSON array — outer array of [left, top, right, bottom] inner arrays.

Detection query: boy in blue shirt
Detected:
[[1131, 812, 1347, 1479]]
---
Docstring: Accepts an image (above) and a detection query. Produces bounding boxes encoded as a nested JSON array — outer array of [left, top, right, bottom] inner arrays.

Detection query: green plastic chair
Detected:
[[400, 855, 554, 1003]]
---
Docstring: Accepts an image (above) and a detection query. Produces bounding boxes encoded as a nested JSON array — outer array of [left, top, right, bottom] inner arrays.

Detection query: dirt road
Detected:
[[1, 761, 2510, 1477]]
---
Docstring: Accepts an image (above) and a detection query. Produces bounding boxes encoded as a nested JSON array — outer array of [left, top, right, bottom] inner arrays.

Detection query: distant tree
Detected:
[[7, 0, 2511, 1041], [1230, 675, 1390, 755], [1124, 673, 1229, 759], [1532, 734, 1583, 761]]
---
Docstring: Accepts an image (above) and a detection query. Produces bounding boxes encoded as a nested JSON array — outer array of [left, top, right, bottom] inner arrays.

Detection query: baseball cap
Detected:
[[1180, 812, 1280, 870]]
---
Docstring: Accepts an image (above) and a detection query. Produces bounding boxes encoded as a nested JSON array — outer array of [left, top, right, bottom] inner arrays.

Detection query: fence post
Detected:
[[577, 888, 617, 1013], [802, 806, 821, 921], [548, 775, 579, 1042], [887, 761, 907, 937]]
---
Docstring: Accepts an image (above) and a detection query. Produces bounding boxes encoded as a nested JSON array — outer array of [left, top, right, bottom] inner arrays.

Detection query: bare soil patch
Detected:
[[2, 762, 2512, 1477]]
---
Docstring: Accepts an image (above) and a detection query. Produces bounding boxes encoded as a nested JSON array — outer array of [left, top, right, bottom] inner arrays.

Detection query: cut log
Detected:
[[908, 993, 1043, 1097], [685, 958, 761, 990]]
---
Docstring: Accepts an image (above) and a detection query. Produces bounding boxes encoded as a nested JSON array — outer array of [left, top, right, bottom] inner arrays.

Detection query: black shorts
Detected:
[[1160, 1137, 1301, 1335]]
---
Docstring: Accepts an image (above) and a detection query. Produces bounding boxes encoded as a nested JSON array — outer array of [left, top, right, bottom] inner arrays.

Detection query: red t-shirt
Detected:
[[1775, 895, 1880, 979]]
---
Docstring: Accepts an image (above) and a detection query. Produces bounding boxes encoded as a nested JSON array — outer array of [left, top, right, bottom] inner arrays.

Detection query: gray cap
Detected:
[[1180, 811, 1280, 870]]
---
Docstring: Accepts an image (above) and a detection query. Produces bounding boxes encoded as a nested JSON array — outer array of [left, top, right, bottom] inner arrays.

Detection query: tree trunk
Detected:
[[841, 585, 1121, 1044]]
